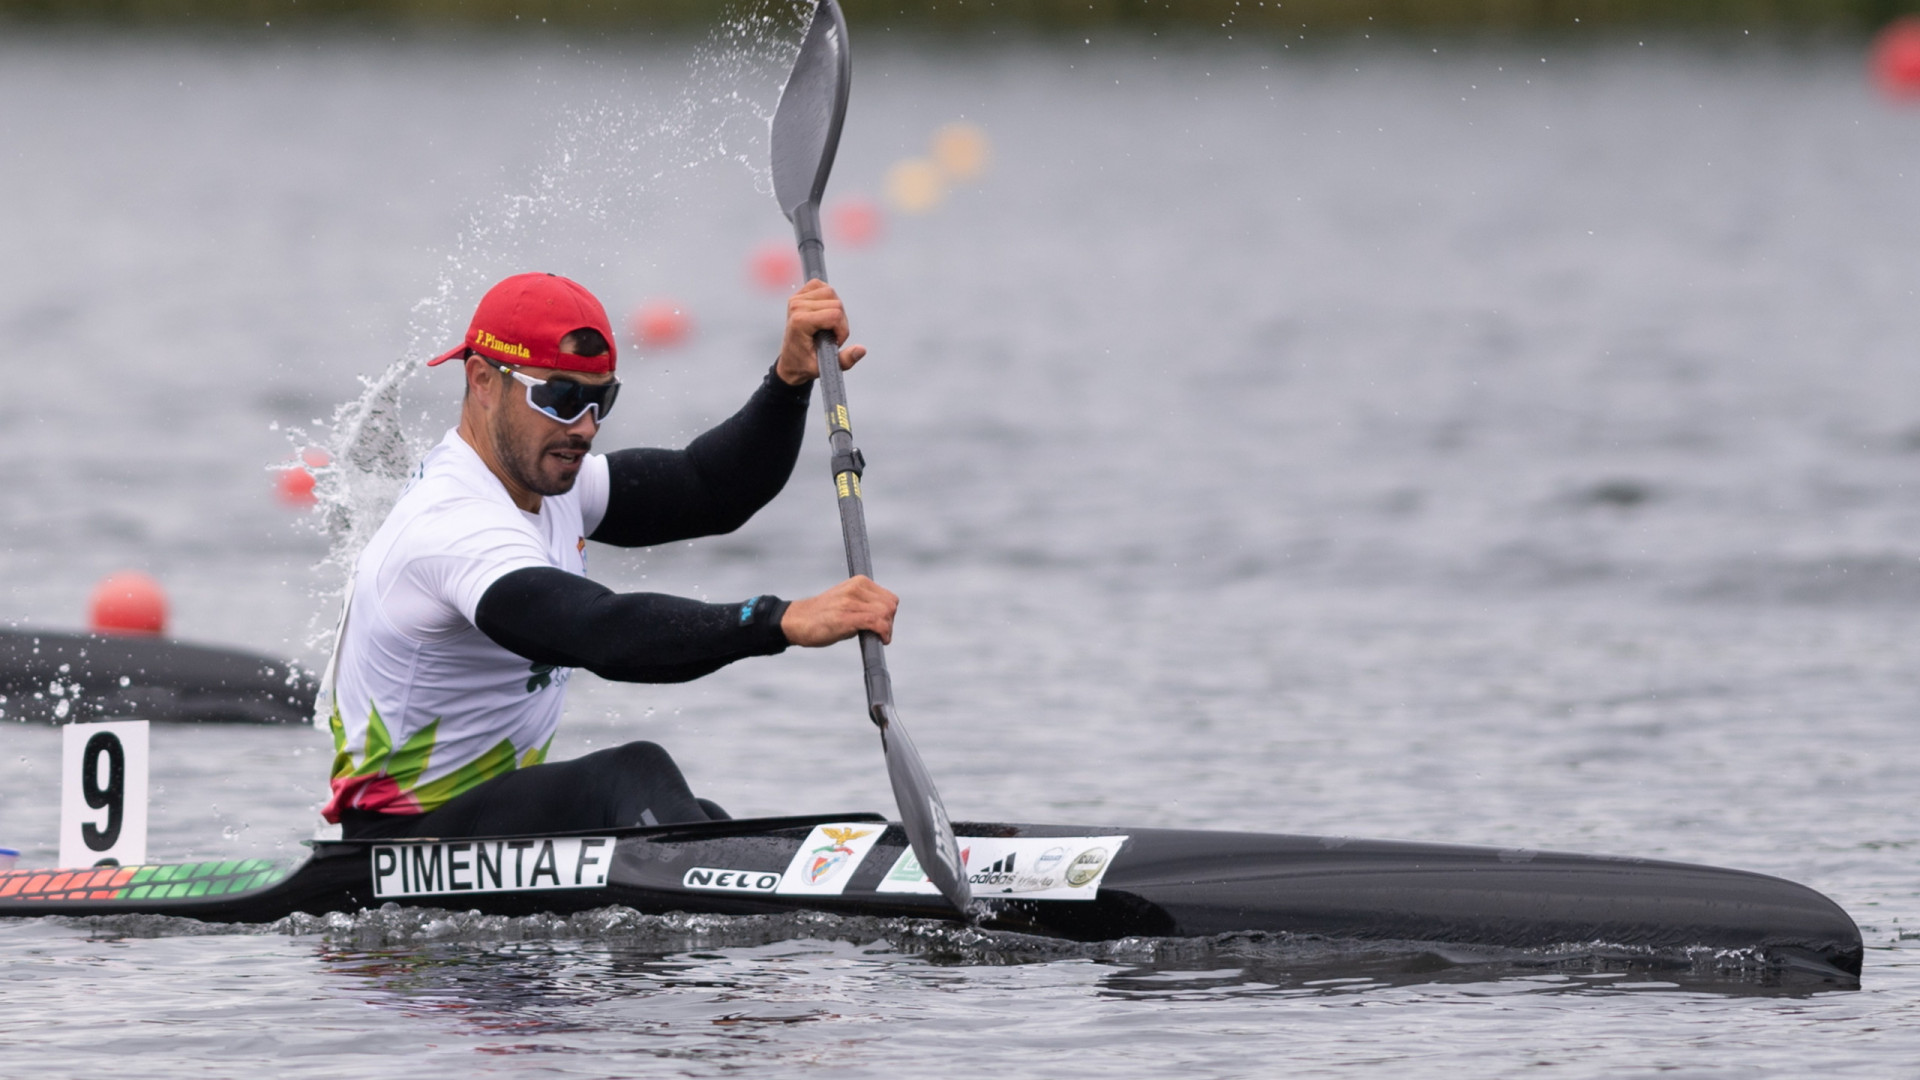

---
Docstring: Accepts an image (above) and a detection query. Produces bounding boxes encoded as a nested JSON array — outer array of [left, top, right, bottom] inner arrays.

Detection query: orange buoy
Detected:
[[828, 198, 883, 248], [632, 300, 693, 348], [89, 571, 168, 636], [1872, 17, 1920, 99], [276, 448, 328, 508], [931, 121, 991, 181], [748, 243, 802, 291], [884, 158, 945, 214]]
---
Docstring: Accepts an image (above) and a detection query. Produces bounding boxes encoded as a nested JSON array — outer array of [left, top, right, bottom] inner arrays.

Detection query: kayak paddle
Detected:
[[770, 0, 972, 914]]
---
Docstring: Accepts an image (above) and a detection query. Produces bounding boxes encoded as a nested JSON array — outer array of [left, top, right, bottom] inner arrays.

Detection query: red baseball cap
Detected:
[[428, 272, 618, 374]]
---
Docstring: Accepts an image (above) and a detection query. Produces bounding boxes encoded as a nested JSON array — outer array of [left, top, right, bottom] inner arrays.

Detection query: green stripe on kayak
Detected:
[[47, 860, 301, 902]]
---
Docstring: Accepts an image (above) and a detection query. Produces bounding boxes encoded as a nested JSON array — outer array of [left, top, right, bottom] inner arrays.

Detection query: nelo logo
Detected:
[[682, 867, 780, 894]]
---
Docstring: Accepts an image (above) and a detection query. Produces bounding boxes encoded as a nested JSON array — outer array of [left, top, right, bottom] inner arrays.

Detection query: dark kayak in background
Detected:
[[0, 628, 315, 725], [0, 813, 1864, 978]]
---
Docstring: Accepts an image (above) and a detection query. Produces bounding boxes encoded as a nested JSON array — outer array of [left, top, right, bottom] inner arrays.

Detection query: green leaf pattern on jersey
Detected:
[[329, 701, 553, 812]]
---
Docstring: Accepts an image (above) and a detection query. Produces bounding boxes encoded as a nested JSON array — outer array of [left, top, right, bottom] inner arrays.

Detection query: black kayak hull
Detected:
[[0, 813, 1862, 975], [0, 628, 315, 724]]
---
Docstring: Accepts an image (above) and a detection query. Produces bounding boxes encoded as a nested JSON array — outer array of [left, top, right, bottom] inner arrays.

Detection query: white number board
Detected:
[[59, 720, 149, 869]]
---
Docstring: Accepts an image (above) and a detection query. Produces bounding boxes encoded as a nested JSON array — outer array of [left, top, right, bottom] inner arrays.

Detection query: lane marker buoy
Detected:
[[749, 242, 803, 290], [1873, 18, 1920, 99], [828, 197, 884, 247], [275, 448, 328, 508], [931, 121, 991, 181], [632, 300, 693, 348], [885, 158, 946, 214], [88, 571, 167, 637]]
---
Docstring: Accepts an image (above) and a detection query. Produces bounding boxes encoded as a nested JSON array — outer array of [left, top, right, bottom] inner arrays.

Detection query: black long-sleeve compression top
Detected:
[[473, 367, 812, 682]]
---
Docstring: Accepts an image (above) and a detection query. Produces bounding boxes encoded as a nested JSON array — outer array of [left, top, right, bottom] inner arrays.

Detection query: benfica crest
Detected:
[[804, 826, 874, 886]]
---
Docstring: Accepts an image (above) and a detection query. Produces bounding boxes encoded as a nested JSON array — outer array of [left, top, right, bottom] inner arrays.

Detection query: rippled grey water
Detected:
[[2, 25, 1919, 1078]]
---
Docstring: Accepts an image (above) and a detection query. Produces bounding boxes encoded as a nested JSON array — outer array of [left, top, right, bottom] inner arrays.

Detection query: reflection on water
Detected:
[[317, 937, 892, 1067], [64, 902, 1858, 1003], [286, 930, 1856, 1080], [1092, 943, 1856, 1001], [290, 924, 1856, 1072], [4, 901, 1907, 1077]]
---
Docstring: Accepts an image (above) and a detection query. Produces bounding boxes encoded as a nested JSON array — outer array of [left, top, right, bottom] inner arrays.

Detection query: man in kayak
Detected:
[[320, 271, 896, 839]]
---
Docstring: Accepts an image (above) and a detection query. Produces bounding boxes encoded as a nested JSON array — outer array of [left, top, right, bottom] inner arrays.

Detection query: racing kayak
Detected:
[[0, 628, 314, 724], [0, 812, 1863, 975]]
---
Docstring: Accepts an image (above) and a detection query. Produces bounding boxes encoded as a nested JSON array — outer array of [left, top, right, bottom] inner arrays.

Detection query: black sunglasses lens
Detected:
[[529, 377, 617, 422], [527, 380, 580, 416]]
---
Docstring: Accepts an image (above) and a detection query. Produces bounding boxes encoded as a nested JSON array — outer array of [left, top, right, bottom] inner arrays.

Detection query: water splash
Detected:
[[292, 2, 812, 653]]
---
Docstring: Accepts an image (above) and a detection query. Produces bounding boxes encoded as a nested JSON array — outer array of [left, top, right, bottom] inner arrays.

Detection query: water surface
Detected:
[[2, 28, 1918, 1077]]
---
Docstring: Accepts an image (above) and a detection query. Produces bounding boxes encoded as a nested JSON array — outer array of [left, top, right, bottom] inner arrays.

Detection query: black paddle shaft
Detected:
[[772, 0, 969, 912], [791, 219, 892, 726]]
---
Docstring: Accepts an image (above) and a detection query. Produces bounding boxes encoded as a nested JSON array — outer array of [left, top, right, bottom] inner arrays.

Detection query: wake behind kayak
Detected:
[[0, 813, 1862, 978]]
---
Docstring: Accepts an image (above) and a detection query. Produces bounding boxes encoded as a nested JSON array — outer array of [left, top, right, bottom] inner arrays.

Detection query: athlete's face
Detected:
[[486, 363, 610, 498]]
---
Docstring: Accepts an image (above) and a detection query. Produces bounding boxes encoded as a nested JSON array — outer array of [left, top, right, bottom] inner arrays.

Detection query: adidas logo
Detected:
[[967, 852, 1022, 887]]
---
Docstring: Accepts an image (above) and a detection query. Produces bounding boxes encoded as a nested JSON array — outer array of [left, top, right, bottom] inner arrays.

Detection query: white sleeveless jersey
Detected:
[[320, 428, 609, 821]]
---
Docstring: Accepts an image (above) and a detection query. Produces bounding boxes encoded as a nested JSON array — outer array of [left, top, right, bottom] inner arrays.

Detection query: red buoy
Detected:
[[748, 242, 802, 291], [631, 300, 693, 349], [828, 198, 883, 248], [276, 448, 328, 508], [1872, 17, 1920, 99], [277, 466, 316, 506], [89, 571, 168, 636]]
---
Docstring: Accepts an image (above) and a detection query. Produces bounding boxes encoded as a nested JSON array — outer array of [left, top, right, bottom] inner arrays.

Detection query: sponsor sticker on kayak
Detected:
[[878, 835, 1127, 901], [776, 823, 884, 896], [682, 867, 781, 894], [370, 837, 614, 898]]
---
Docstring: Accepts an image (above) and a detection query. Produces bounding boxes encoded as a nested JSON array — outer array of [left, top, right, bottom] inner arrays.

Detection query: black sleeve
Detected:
[[589, 366, 813, 548], [475, 566, 790, 684]]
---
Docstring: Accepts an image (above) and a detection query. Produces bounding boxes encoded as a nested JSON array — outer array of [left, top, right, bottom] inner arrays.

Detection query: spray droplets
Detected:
[[293, 6, 816, 653]]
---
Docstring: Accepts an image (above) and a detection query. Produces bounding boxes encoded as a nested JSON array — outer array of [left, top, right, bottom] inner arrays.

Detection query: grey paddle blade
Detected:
[[878, 706, 972, 910], [771, 0, 851, 220]]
